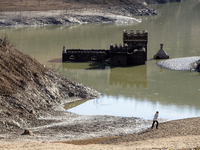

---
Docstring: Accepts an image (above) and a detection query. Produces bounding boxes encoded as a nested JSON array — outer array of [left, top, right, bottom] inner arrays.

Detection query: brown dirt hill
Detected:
[[0, 36, 47, 96], [0, 36, 100, 133], [0, 0, 144, 12], [0, 0, 181, 12]]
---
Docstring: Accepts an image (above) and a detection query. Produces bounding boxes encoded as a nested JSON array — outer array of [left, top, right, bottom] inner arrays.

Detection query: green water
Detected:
[[1, 0, 200, 120]]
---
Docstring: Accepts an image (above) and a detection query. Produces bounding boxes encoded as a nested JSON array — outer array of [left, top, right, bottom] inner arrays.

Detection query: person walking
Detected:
[[151, 111, 159, 129]]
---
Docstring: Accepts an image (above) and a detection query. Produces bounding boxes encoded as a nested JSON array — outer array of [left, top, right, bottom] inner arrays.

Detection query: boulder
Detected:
[[190, 59, 200, 71], [196, 60, 200, 71], [22, 129, 33, 135], [154, 44, 169, 59]]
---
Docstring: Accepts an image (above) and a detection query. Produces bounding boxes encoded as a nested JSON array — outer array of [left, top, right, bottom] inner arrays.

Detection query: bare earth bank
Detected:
[[0, 6, 157, 27]]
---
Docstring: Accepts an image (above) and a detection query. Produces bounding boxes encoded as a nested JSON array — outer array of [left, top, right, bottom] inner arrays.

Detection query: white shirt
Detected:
[[153, 114, 158, 121]]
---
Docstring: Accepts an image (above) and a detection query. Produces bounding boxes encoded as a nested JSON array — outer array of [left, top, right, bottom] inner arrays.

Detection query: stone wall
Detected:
[[63, 29, 148, 66], [110, 54, 128, 66], [62, 49, 107, 62], [128, 49, 146, 66], [123, 30, 148, 61]]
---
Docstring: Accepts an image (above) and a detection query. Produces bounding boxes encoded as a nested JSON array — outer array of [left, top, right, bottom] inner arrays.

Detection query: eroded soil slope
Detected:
[[0, 0, 145, 11], [0, 36, 100, 133], [0, 0, 181, 12]]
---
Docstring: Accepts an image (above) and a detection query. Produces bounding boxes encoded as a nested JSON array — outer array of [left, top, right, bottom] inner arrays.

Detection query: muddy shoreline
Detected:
[[0, 5, 157, 28]]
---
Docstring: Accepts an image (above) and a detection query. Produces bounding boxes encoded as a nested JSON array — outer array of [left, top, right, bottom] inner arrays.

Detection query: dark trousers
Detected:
[[151, 120, 159, 129]]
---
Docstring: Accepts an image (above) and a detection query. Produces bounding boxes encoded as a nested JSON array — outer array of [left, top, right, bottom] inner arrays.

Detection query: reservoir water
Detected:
[[1, 0, 200, 120]]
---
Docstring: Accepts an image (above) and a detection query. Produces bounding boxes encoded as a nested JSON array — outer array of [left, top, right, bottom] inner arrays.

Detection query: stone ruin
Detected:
[[154, 44, 169, 59], [62, 30, 148, 66]]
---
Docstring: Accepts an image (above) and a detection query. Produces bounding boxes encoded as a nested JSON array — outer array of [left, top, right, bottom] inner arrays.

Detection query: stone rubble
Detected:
[[157, 56, 200, 71]]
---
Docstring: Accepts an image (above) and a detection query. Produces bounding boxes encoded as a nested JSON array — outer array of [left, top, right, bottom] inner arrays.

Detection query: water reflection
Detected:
[[64, 99, 88, 110], [62, 61, 147, 90], [109, 65, 147, 88]]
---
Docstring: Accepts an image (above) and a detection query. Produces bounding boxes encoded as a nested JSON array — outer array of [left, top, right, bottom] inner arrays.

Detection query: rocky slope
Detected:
[[0, 0, 149, 12], [0, 0, 182, 27], [0, 0, 182, 12], [0, 36, 100, 133], [0, 6, 157, 27], [0, 7, 156, 28]]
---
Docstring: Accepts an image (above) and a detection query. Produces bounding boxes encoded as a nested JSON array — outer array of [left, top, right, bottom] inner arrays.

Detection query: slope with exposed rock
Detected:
[[0, 36, 101, 133], [0, 0, 181, 11]]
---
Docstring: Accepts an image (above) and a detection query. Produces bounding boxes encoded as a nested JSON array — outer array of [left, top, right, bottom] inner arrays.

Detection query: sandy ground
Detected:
[[1, 135, 200, 150], [2, 116, 200, 150]]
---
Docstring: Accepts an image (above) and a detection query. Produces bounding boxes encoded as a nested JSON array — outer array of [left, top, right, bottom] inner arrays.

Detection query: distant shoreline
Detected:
[[0, 4, 157, 28], [0, 0, 182, 28]]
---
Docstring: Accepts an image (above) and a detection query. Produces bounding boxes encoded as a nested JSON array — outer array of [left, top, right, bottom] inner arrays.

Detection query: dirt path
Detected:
[[0, 134, 200, 149]]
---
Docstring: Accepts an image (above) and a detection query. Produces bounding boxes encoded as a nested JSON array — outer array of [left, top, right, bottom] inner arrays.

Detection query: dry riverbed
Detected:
[[1, 135, 200, 150], [0, 5, 157, 27]]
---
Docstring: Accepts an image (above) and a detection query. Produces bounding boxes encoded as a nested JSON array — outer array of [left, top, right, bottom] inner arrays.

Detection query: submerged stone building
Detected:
[[62, 30, 148, 66]]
